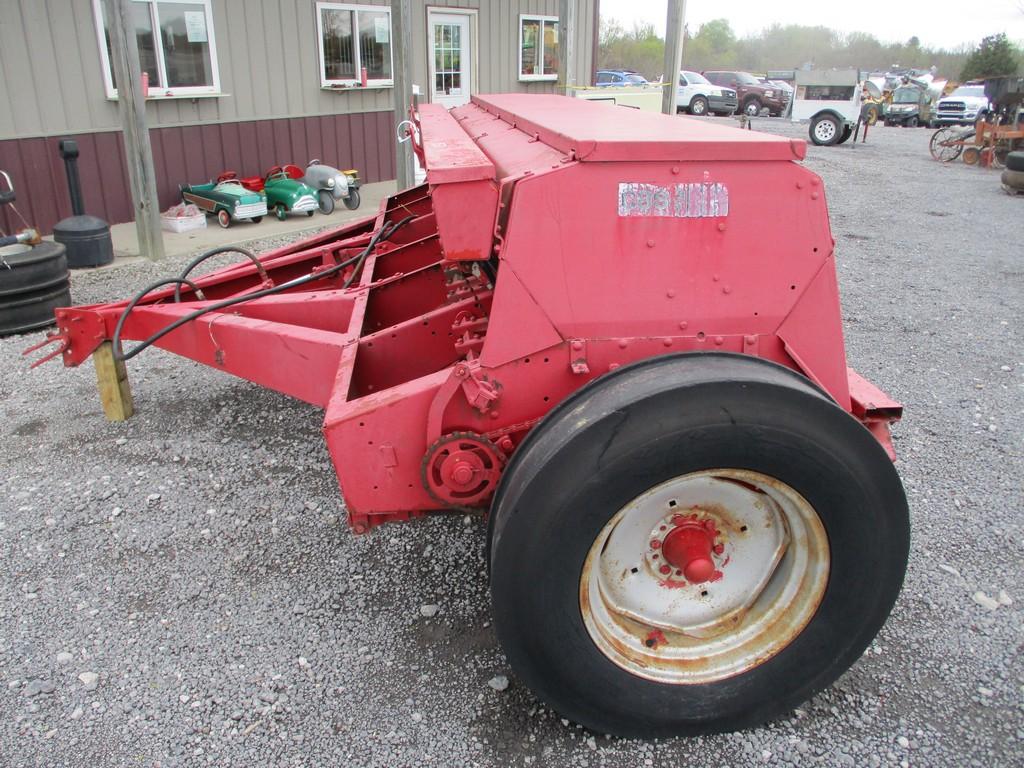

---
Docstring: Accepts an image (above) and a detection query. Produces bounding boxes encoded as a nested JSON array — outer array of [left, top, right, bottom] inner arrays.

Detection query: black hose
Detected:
[[113, 215, 414, 362], [173, 246, 270, 301], [111, 278, 208, 360]]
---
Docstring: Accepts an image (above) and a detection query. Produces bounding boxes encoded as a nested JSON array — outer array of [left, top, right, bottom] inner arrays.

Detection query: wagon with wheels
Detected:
[[220, 167, 318, 221], [30, 94, 909, 738], [791, 69, 863, 146], [288, 161, 362, 215], [928, 121, 1024, 167], [180, 179, 267, 228]]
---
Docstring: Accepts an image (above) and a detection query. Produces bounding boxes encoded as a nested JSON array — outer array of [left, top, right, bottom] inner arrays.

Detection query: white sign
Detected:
[[185, 11, 207, 43], [374, 17, 389, 44], [618, 182, 730, 218]]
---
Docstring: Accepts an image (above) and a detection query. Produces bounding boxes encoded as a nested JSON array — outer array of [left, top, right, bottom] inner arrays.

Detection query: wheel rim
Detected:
[[744, 102, 759, 116], [217, 210, 230, 228], [580, 469, 830, 685], [813, 120, 837, 142], [693, 100, 706, 114]]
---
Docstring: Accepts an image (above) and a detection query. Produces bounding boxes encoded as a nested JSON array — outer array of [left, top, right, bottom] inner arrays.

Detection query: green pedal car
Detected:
[[180, 179, 267, 228], [221, 167, 318, 221]]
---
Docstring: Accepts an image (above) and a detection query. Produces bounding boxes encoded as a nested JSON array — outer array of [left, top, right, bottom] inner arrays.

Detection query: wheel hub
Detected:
[[422, 432, 504, 509], [580, 470, 830, 684]]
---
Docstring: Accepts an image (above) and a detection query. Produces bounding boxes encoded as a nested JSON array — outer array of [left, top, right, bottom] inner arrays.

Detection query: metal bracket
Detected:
[[454, 357, 499, 412], [569, 339, 589, 375]]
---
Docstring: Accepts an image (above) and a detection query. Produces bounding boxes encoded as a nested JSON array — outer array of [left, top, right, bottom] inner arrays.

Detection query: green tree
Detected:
[[960, 33, 1020, 80]]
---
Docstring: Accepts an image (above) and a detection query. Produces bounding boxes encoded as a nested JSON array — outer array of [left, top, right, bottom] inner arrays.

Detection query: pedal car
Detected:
[[286, 161, 361, 214], [219, 168, 318, 221], [180, 179, 267, 228]]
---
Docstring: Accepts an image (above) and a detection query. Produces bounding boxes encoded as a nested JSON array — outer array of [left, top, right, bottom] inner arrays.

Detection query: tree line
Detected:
[[598, 18, 1022, 83]]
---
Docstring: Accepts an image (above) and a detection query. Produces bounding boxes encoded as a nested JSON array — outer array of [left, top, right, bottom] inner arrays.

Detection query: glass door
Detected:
[[428, 13, 471, 109]]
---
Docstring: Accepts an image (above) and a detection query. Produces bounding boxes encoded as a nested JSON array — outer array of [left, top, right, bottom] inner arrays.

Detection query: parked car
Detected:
[[180, 179, 267, 229], [935, 84, 991, 126], [222, 168, 319, 221], [285, 161, 361, 215], [677, 70, 737, 116], [704, 71, 788, 116], [595, 70, 650, 87], [884, 84, 935, 127]]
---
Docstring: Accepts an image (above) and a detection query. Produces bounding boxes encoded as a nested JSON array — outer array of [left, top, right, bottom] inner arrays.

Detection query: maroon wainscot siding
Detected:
[[0, 111, 396, 235]]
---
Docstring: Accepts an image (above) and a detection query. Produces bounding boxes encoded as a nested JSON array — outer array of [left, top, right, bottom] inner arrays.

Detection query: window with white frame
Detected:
[[519, 15, 559, 81], [316, 3, 393, 87], [93, 0, 220, 98]]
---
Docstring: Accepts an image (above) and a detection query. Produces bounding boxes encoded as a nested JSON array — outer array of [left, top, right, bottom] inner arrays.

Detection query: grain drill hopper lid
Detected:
[[466, 94, 807, 163]]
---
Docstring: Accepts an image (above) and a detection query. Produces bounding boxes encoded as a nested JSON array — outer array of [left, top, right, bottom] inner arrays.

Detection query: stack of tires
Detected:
[[0, 241, 71, 336], [1002, 151, 1024, 195]]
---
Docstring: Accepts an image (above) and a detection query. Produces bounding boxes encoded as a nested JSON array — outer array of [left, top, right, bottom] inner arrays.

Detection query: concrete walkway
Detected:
[[97, 180, 397, 262]]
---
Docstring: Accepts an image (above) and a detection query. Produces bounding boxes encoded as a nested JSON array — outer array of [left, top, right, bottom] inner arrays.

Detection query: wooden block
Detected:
[[93, 341, 134, 421]]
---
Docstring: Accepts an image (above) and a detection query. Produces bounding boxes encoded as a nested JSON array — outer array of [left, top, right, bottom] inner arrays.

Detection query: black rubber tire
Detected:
[[0, 241, 71, 336], [275, 204, 288, 221], [251, 215, 263, 224], [809, 113, 842, 146], [688, 96, 709, 116], [317, 189, 336, 215], [836, 125, 853, 145], [1005, 151, 1024, 172], [1001, 168, 1024, 192], [742, 98, 761, 116], [489, 352, 909, 738], [306, 209, 315, 217], [0, 241, 68, 298], [907, 116, 918, 128], [343, 188, 361, 210]]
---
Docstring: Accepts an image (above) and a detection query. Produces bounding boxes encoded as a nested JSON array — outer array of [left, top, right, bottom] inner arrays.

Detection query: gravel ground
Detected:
[[1, 120, 1021, 767]]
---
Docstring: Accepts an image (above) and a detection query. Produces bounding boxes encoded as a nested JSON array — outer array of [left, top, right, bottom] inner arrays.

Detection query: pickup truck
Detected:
[[704, 70, 788, 116]]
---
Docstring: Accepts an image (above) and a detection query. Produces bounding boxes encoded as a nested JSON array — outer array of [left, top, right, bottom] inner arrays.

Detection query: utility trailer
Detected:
[[28, 94, 909, 738], [792, 68, 864, 145]]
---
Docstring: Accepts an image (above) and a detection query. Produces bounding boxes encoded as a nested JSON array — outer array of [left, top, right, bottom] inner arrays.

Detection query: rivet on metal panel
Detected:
[[722, 286, 732, 295], [679, 321, 688, 330], [796, 180, 804, 189], [671, 166, 680, 175], [712, 274, 720, 282], [811, 192, 819, 200], [618, 339, 628, 349], [717, 222, 727, 232], [714, 336, 725, 346], [744, 335, 756, 346], [663, 338, 673, 347], [647, 239, 656, 248], [666, 289, 676, 298]]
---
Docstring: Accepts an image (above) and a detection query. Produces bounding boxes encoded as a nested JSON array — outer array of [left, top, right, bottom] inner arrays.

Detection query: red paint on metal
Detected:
[[34, 95, 903, 531], [662, 521, 717, 584]]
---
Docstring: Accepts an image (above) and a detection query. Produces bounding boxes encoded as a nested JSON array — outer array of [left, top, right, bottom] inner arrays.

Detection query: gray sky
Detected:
[[600, 0, 1024, 50]]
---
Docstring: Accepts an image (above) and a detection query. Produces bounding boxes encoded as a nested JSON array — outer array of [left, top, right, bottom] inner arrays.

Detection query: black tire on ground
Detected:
[[836, 125, 853, 145], [317, 189, 336, 215], [809, 113, 842, 146], [742, 98, 761, 116], [251, 216, 263, 224], [343, 188, 361, 210], [1001, 168, 1024, 193], [1004, 151, 1024, 172], [0, 241, 71, 337], [306, 209, 315, 217], [489, 352, 909, 738], [688, 96, 709, 116], [275, 204, 288, 221], [907, 116, 919, 128], [217, 209, 231, 228]]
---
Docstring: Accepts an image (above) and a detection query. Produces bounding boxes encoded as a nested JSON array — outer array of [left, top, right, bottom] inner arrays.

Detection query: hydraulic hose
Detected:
[[113, 215, 415, 362]]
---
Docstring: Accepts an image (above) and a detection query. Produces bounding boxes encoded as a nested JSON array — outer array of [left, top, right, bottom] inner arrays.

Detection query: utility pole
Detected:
[[104, 0, 164, 260], [558, 0, 578, 92], [391, 0, 414, 189], [661, 0, 686, 115]]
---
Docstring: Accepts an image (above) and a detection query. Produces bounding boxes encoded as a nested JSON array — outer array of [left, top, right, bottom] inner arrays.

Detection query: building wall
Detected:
[[0, 0, 596, 234]]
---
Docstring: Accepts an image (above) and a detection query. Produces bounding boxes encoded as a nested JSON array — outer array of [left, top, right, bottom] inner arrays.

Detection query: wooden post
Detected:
[[391, 0, 414, 190], [558, 0, 578, 92], [661, 0, 686, 115], [104, 0, 164, 260], [93, 342, 134, 421]]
